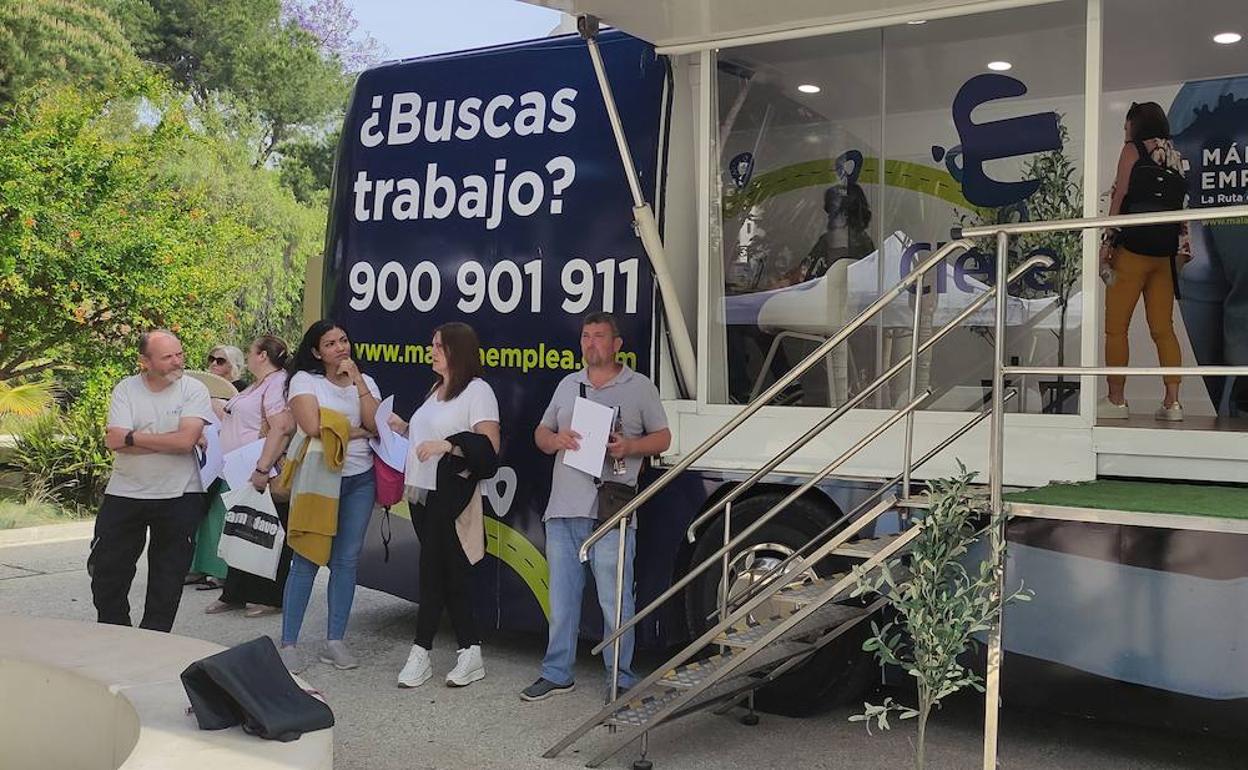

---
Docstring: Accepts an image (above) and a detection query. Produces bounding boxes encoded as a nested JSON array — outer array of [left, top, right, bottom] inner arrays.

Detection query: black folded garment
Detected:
[[180, 636, 334, 742]]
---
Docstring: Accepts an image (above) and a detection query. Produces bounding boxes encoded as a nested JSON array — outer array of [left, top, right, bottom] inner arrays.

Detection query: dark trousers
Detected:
[[220, 500, 292, 607], [88, 493, 205, 632], [412, 505, 478, 649]]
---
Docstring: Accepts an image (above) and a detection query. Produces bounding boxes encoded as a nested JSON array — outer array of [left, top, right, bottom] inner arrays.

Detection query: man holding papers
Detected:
[[521, 313, 671, 703]]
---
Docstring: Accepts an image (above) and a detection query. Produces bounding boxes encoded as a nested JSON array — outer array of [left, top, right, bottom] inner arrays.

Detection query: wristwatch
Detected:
[[124, 430, 135, 447]]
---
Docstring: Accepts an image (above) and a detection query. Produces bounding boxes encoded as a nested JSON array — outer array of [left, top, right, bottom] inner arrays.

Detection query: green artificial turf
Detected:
[[1005, 479, 1248, 520]]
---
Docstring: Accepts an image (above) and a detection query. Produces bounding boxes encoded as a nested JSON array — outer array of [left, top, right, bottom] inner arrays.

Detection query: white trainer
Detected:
[[445, 645, 485, 687], [397, 644, 432, 688], [1155, 402, 1184, 422], [1096, 397, 1130, 420]]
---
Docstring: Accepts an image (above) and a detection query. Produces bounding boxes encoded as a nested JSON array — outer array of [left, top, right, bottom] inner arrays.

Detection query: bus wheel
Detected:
[[683, 491, 878, 717]]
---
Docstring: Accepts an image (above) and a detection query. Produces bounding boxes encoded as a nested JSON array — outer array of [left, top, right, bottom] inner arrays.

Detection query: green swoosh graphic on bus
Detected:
[[485, 516, 550, 621], [723, 156, 993, 219]]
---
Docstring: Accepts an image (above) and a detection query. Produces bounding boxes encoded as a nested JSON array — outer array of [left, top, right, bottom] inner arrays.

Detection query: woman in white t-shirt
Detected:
[[390, 322, 500, 689], [279, 320, 381, 674]]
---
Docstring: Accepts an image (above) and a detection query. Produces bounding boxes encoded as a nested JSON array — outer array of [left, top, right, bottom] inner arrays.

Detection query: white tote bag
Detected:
[[217, 484, 285, 580]]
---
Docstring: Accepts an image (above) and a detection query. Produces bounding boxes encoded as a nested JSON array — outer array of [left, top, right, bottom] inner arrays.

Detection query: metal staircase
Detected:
[[540, 203, 1248, 769], [542, 239, 1053, 768]]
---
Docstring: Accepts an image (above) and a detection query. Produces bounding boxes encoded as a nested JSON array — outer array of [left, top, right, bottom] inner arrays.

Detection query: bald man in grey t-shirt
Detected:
[[521, 313, 670, 703], [88, 330, 215, 632]]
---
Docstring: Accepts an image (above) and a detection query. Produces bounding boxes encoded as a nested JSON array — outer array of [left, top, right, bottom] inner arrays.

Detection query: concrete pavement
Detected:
[[0, 535, 1241, 770]]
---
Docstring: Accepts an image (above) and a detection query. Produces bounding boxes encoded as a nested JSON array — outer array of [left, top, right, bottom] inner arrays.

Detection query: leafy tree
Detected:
[[283, 0, 382, 72], [279, 129, 338, 205], [0, 82, 318, 382], [137, 0, 349, 164], [0, 0, 139, 106]]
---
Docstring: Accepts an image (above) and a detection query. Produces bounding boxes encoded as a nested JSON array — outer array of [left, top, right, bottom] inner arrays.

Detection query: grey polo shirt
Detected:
[[540, 365, 668, 522]]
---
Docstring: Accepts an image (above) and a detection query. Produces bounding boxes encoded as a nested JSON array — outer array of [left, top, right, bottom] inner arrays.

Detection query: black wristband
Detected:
[[255, 466, 269, 475], [124, 430, 135, 447]]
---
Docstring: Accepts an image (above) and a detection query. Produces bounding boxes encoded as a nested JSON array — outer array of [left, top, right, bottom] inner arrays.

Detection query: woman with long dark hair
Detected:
[[278, 319, 380, 673], [389, 322, 500, 689], [1099, 101, 1191, 422]]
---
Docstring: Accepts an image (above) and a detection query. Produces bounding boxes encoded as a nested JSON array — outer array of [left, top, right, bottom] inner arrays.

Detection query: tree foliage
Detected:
[[0, 82, 320, 382], [0, 0, 140, 106], [136, 0, 349, 163]]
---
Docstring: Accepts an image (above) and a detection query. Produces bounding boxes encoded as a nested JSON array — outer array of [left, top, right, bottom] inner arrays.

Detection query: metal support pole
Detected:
[[720, 501, 732, 623], [580, 16, 697, 396], [901, 272, 924, 499], [610, 515, 629, 706], [982, 230, 1010, 769]]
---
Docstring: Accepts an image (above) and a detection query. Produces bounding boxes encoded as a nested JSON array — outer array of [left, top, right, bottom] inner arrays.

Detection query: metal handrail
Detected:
[[590, 390, 931, 657], [974, 201, 1248, 770], [683, 254, 1053, 542], [576, 238, 975, 562], [959, 203, 1248, 237], [1006, 365, 1248, 377], [717, 388, 1016, 616]]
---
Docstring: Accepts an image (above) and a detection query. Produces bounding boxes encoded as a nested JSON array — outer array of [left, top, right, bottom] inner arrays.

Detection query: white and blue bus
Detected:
[[312, 0, 1248, 734]]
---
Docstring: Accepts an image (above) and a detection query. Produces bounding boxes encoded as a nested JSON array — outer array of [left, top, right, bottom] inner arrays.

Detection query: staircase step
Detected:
[[714, 601, 869, 649], [773, 575, 846, 607], [833, 532, 906, 559], [660, 640, 811, 690], [607, 686, 682, 727]]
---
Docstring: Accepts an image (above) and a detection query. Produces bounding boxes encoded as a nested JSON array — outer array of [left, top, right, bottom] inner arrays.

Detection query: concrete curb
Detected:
[[0, 519, 95, 548]]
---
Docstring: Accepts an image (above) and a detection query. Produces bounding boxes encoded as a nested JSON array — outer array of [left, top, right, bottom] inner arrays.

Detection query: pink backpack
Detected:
[[373, 454, 405, 508]]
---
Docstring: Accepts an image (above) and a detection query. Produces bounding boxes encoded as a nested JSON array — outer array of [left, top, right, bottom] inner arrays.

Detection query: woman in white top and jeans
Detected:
[[391, 322, 500, 688], [280, 320, 381, 673]]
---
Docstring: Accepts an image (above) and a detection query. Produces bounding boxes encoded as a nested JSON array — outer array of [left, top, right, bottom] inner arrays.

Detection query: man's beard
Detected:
[[161, 368, 184, 383]]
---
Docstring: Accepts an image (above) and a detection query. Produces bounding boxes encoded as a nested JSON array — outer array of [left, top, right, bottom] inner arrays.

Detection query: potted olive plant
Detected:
[[850, 467, 1032, 769]]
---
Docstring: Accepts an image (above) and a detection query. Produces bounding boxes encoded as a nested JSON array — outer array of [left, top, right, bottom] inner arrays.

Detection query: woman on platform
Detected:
[[1099, 102, 1191, 422]]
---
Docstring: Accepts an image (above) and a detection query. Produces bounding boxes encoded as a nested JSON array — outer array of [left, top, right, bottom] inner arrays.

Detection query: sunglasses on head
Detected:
[[207, 355, 228, 366]]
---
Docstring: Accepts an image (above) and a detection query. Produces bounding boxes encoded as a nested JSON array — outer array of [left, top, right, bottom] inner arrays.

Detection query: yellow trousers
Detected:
[[1104, 246, 1181, 388]]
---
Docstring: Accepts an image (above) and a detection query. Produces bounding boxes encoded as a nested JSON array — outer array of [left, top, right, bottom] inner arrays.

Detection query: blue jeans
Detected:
[[281, 471, 375, 645], [540, 517, 637, 689]]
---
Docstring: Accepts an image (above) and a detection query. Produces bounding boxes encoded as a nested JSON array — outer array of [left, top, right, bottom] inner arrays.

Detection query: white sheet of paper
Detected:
[[221, 438, 266, 491], [562, 396, 614, 479], [197, 422, 224, 489], [370, 433, 409, 473], [369, 396, 410, 473]]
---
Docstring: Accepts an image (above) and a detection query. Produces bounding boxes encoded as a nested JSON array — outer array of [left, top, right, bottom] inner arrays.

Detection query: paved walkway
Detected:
[[1, 532, 1241, 769]]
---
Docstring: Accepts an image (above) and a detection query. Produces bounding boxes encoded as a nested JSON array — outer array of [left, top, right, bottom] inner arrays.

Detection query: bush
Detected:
[[12, 406, 110, 516]]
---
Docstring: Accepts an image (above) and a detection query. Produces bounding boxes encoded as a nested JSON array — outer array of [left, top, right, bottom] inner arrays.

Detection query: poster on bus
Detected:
[[323, 32, 664, 633]]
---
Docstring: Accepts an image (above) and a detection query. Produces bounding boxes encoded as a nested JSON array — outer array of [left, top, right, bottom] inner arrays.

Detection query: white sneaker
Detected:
[[397, 644, 432, 688], [1155, 402, 1183, 422], [1097, 397, 1130, 420], [445, 645, 485, 687]]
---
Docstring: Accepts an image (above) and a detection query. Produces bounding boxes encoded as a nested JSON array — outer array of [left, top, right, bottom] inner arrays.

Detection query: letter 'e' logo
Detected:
[[952, 74, 1062, 208]]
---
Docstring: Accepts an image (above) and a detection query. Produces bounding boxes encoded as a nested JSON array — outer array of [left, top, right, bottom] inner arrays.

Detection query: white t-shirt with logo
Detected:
[[288, 371, 382, 477], [408, 378, 499, 444], [105, 374, 216, 499]]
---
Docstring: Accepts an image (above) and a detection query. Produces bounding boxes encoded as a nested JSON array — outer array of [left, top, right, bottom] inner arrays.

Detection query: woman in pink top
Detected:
[[205, 335, 296, 617]]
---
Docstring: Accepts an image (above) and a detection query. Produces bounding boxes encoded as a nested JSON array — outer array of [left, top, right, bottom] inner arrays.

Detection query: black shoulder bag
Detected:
[[580, 382, 638, 525]]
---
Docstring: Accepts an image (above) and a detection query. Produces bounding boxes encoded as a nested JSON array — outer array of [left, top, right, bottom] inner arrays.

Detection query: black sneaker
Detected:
[[520, 677, 575, 702]]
